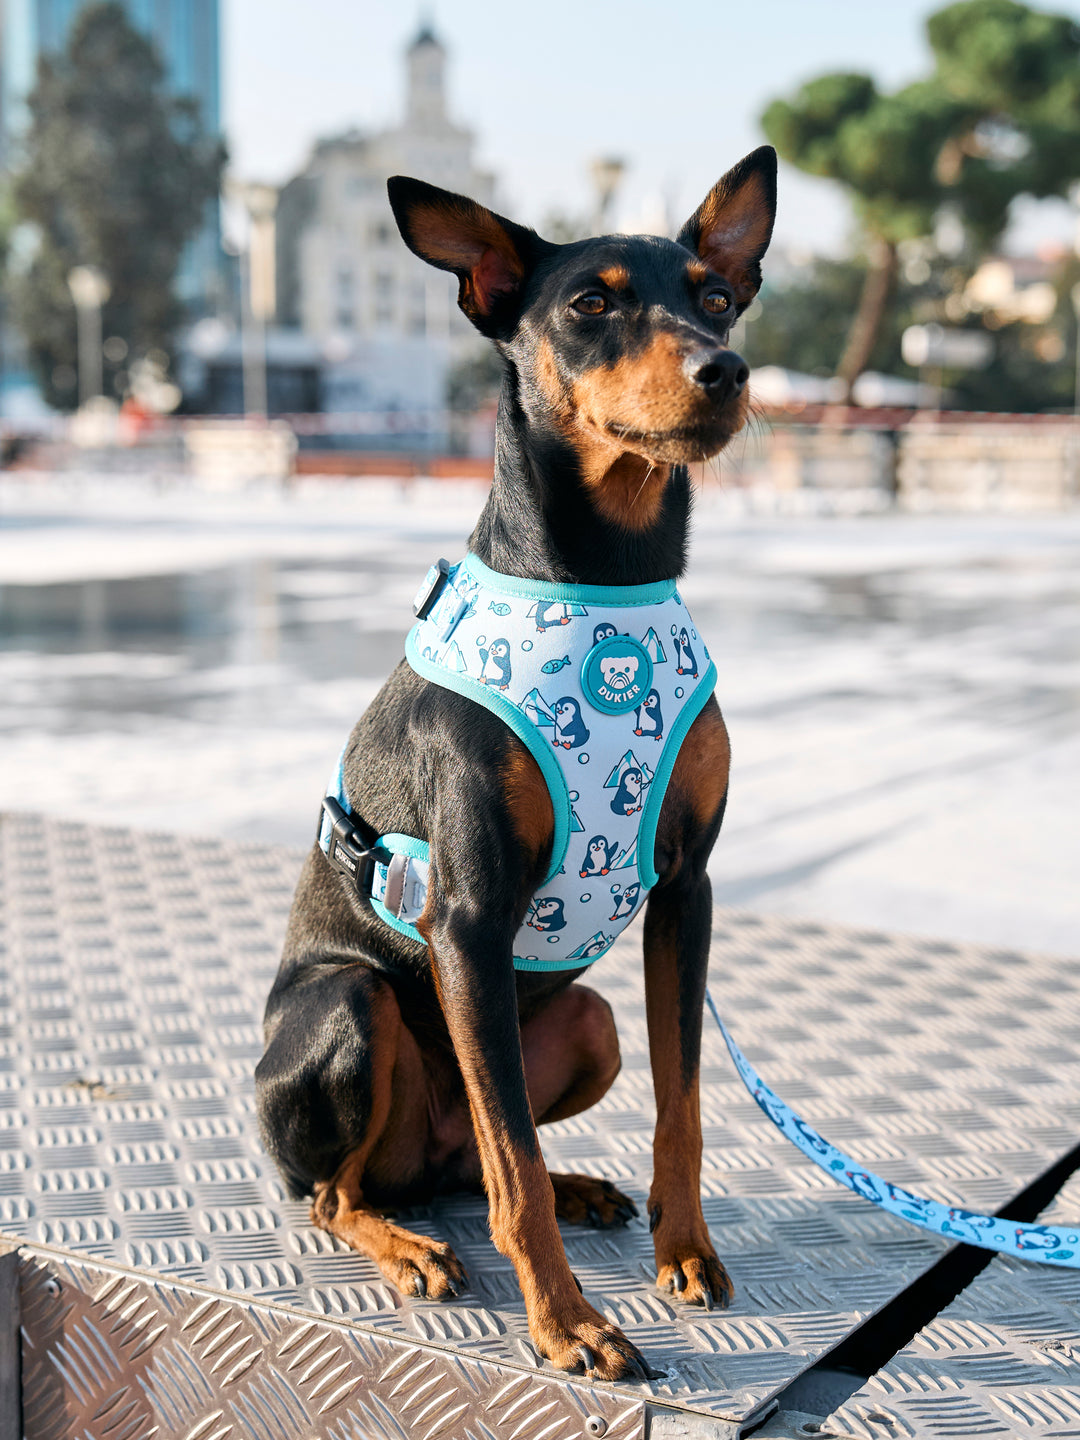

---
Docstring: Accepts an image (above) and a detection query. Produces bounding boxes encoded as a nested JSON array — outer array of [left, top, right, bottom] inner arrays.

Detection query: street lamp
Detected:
[[1071, 282, 1080, 418], [67, 265, 111, 408], [226, 179, 278, 419], [590, 157, 625, 235]]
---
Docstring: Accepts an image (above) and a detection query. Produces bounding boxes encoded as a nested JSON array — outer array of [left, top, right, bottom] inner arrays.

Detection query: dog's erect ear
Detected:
[[388, 177, 549, 334], [676, 146, 777, 313]]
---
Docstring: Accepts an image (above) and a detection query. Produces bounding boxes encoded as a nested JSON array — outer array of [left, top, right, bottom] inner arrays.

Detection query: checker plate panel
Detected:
[[826, 1174, 1080, 1439], [2, 812, 1079, 1434]]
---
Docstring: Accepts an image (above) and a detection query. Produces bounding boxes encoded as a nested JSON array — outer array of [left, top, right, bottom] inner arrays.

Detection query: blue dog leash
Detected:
[[705, 989, 1080, 1267]]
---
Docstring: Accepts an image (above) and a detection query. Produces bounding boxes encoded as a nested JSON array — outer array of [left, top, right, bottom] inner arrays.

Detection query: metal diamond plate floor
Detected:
[[825, 1173, 1080, 1440], [2, 812, 1080, 1439]]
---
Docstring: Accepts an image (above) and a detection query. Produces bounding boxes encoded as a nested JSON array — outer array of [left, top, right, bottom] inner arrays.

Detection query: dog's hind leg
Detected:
[[256, 964, 467, 1299], [520, 983, 639, 1229]]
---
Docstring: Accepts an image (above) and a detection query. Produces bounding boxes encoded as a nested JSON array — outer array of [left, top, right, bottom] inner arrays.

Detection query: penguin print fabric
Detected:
[[401, 553, 718, 973]]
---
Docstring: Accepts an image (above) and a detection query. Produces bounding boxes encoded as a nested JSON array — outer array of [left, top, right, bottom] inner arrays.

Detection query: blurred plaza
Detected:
[[2, 471, 1077, 957]]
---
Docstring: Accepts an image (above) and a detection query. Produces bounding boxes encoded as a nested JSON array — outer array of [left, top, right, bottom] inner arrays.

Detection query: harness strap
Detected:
[[318, 754, 429, 942]]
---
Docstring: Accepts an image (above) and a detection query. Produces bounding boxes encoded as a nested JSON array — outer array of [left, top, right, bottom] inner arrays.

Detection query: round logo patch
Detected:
[[581, 634, 653, 715]]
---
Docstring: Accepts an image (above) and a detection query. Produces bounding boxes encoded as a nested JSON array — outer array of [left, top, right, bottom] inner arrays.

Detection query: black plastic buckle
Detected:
[[321, 797, 377, 898], [412, 558, 450, 619]]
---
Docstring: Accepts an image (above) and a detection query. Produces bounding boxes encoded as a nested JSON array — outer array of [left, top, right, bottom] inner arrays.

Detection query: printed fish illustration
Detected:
[[541, 655, 571, 675], [488, 601, 511, 615]]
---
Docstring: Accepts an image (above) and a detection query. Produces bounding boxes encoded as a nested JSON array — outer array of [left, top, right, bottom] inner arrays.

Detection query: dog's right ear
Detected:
[[388, 177, 550, 336]]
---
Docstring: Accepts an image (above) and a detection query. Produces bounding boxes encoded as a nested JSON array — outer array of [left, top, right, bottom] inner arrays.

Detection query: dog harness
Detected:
[[320, 552, 716, 972]]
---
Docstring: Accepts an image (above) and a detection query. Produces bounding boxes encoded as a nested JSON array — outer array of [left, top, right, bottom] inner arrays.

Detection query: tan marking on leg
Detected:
[[669, 699, 730, 828], [502, 743, 554, 868], [308, 982, 468, 1299]]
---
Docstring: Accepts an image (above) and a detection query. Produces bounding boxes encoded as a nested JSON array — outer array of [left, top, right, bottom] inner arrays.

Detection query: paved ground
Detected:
[[1, 472, 1078, 956]]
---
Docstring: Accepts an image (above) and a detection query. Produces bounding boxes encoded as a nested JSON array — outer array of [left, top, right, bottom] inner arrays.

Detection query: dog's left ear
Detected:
[[388, 177, 552, 336], [676, 146, 777, 313]]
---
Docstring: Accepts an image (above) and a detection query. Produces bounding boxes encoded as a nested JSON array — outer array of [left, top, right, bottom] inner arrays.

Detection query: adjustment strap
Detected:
[[371, 850, 430, 924]]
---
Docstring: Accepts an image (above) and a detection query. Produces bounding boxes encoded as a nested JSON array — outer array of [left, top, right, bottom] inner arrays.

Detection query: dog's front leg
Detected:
[[419, 897, 650, 1381], [643, 868, 734, 1309]]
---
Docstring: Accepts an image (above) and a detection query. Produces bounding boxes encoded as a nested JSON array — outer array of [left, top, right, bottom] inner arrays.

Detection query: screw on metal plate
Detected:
[[43, 1277, 61, 1297], [585, 1420, 607, 1437]]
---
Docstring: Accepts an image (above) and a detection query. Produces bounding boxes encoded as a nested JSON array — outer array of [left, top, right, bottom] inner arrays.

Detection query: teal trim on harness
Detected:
[[462, 552, 677, 608], [405, 625, 570, 884], [370, 896, 425, 942], [369, 831, 430, 941], [636, 657, 718, 888], [378, 832, 430, 863]]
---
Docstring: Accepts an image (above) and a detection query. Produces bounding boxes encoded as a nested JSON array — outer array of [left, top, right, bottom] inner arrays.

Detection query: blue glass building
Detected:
[[0, 0, 223, 313]]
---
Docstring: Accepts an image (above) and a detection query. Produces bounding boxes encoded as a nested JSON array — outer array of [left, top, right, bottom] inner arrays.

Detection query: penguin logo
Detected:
[[609, 766, 645, 817], [675, 628, 698, 678], [593, 622, 617, 645], [552, 697, 590, 750], [609, 882, 641, 922], [634, 689, 664, 740], [478, 637, 512, 689], [528, 897, 567, 932], [536, 601, 572, 632], [580, 835, 618, 877]]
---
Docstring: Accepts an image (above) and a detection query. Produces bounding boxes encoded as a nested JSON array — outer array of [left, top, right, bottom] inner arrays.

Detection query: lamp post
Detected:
[[227, 180, 278, 419], [1072, 282, 1080, 419], [67, 266, 111, 408], [590, 157, 625, 235]]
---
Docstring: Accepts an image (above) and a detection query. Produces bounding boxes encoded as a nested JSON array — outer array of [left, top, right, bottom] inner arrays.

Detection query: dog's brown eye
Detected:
[[703, 291, 730, 315], [572, 293, 606, 315]]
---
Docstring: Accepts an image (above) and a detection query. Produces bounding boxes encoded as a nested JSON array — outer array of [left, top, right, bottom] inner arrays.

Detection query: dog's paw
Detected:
[[550, 1172, 639, 1229], [379, 1234, 469, 1300], [650, 1204, 734, 1310], [534, 1304, 652, 1383]]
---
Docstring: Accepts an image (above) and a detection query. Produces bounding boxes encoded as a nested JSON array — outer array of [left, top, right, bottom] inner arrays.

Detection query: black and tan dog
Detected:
[[256, 146, 776, 1382]]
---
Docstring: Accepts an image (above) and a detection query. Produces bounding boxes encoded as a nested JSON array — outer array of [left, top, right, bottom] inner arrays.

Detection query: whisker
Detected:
[[630, 463, 655, 509]]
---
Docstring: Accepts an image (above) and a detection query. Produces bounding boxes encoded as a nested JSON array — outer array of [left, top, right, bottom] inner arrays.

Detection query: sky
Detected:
[[224, 0, 1080, 256]]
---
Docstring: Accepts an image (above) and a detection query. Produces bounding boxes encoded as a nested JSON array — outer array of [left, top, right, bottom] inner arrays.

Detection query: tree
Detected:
[[10, 3, 225, 409], [761, 0, 1080, 400], [762, 76, 970, 399]]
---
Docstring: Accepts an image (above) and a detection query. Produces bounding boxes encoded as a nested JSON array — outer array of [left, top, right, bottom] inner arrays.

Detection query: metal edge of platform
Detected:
[[7, 1237, 785, 1440]]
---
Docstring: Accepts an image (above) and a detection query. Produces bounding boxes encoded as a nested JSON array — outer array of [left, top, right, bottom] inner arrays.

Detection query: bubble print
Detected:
[[521, 639, 533, 651], [547, 935, 559, 944], [476, 635, 486, 646], [581, 893, 592, 902], [569, 790, 579, 802], [577, 753, 590, 765], [670, 624, 678, 636], [675, 687, 684, 699]]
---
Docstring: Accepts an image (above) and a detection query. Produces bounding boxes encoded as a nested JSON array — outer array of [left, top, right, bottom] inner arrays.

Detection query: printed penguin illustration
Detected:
[[593, 622, 618, 645], [609, 882, 641, 922], [552, 697, 590, 750], [675, 627, 698, 678], [634, 689, 664, 740], [528, 897, 567, 932], [1015, 1226, 1071, 1252], [574, 934, 613, 959], [478, 638, 512, 689], [580, 835, 618, 878], [609, 766, 646, 817]]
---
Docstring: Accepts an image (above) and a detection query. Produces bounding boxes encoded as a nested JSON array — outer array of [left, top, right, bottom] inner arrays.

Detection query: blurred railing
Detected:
[[3, 405, 1079, 510]]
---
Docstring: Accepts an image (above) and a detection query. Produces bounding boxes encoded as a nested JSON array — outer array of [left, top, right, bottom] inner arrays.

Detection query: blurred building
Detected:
[[275, 24, 495, 443], [0, 0, 224, 316]]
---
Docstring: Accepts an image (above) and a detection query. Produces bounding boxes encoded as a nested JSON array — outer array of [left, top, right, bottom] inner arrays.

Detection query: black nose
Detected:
[[685, 348, 749, 401]]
